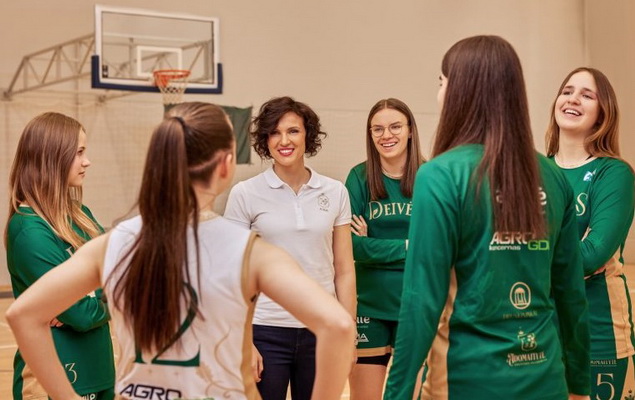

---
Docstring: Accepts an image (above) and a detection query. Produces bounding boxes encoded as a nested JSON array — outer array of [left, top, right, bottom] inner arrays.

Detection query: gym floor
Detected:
[[2, 265, 635, 399]]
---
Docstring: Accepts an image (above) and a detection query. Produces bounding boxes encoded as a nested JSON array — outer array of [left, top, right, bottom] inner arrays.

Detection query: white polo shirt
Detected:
[[224, 166, 351, 328]]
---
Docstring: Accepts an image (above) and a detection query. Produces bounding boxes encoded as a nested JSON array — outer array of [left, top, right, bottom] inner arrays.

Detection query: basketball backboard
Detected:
[[92, 5, 222, 94]]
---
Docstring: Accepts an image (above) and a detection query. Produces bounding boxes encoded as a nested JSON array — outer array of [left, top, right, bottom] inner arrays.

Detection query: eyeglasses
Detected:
[[369, 123, 409, 137]]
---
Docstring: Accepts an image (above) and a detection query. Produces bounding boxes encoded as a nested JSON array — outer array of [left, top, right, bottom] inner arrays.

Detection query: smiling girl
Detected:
[[224, 96, 356, 400], [345, 98, 424, 400], [546, 67, 635, 399]]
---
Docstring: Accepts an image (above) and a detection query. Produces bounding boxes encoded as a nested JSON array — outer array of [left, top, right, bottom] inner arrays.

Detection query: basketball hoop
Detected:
[[153, 69, 191, 106]]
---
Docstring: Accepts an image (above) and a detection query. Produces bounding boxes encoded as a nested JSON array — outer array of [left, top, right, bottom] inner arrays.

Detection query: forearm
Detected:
[[581, 164, 635, 275], [580, 237, 622, 276], [553, 202, 591, 395], [312, 320, 355, 400], [334, 268, 356, 318], [352, 235, 406, 265], [386, 287, 442, 399], [7, 316, 80, 400], [57, 295, 110, 331], [333, 225, 357, 318]]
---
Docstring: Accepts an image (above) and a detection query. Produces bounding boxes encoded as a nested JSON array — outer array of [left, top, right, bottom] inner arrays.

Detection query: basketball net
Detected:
[[153, 70, 191, 109]]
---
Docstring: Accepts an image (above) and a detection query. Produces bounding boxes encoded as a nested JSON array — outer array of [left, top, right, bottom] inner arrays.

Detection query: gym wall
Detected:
[[1, 0, 633, 286]]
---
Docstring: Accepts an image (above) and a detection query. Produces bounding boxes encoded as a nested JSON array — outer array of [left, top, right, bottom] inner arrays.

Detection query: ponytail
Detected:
[[112, 116, 198, 352]]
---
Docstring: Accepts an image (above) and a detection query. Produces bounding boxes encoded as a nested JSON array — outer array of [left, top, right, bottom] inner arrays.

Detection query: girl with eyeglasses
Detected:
[[546, 67, 635, 400], [345, 98, 425, 400]]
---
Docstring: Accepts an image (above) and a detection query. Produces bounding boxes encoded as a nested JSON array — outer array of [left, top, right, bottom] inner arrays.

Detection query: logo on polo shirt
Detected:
[[318, 193, 330, 211], [583, 170, 596, 182]]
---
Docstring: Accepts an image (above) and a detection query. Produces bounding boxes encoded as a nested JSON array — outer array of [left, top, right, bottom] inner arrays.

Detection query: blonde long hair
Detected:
[[6, 112, 100, 249]]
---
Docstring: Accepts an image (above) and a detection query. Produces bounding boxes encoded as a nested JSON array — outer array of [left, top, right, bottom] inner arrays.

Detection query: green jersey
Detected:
[[557, 157, 635, 360], [345, 162, 411, 320], [7, 206, 115, 398], [384, 145, 590, 400]]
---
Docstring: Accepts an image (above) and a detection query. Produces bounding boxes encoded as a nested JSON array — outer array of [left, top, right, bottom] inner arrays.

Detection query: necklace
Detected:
[[199, 209, 218, 222], [554, 153, 594, 168], [382, 168, 403, 179]]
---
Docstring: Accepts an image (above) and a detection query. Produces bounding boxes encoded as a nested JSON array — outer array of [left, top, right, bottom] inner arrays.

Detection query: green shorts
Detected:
[[590, 355, 635, 400], [356, 316, 397, 359], [13, 361, 113, 400]]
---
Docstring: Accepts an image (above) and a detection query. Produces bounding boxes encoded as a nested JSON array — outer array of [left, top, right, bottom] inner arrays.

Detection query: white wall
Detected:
[[584, 0, 635, 259], [3, 0, 630, 286]]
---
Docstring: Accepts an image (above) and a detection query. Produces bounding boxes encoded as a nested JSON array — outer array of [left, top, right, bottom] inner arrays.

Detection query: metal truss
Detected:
[[3, 34, 213, 102], [3, 34, 95, 100]]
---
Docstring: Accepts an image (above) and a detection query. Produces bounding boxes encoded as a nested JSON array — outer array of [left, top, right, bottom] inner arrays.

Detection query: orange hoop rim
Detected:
[[153, 69, 191, 88]]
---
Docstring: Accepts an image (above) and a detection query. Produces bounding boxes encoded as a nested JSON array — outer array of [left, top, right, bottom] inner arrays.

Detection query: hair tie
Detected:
[[171, 116, 191, 138], [172, 115, 187, 128]]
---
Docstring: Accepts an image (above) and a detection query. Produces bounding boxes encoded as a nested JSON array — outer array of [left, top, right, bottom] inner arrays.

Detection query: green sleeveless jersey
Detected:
[[557, 157, 635, 360], [7, 206, 115, 398], [345, 162, 411, 320], [384, 145, 590, 400]]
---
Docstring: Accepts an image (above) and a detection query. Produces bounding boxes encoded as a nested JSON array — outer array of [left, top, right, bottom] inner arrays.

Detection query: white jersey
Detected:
[[103, 215, 260, 400]]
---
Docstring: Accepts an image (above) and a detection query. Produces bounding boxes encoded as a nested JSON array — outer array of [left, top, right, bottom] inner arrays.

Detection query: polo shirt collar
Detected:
[[264, 166, 322, 189]]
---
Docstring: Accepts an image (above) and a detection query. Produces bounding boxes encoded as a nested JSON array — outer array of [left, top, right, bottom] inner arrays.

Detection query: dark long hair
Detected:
[[545, 67, 621, 158], [365, 98, 424, 200], [434, 35, 545, 236], [111, 102, 234, 353]]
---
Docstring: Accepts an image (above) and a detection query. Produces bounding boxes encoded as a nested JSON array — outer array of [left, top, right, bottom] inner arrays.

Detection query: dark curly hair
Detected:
[[251, 96, 327, 159]]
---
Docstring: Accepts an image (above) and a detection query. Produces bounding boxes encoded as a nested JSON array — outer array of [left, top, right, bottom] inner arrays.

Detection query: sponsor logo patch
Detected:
[[506, 330, 547, 367], [510, 282, 531, 310], [357, 333, 369, 343], [120, 383, 183, 400], [583, 170, 596, 182], [489, 232, 549, 252]]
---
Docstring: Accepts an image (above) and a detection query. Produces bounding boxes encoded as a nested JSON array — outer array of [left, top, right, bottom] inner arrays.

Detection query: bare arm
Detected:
[[248, 237, 355, 400], [333, 224, 357, 319], [6, 233, 110, 400]]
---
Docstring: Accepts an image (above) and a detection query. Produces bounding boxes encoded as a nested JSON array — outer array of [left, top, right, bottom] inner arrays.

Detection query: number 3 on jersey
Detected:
[[65, 362, 78, 383]]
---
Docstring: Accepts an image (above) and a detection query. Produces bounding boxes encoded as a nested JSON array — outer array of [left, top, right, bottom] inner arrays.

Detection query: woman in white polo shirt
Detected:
[[225, 96, 356, 400]]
